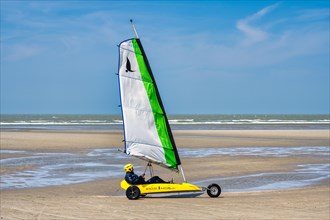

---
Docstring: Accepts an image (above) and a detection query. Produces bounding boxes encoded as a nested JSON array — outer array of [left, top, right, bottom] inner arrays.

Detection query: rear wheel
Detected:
[[207, 183, 221, 198], [126, 186, 140, 200]]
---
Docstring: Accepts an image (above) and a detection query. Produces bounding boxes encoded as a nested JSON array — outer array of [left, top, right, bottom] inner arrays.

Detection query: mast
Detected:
[[179, 165, 187, 182], [130, 19, 139, 38]]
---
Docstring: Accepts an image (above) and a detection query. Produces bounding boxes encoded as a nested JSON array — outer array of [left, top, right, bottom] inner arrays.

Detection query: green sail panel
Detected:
[[118, 38, 181, 171]]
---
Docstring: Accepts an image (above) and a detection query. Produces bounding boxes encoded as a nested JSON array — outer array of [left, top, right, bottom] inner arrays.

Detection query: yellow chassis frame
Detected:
[[120, 180, 204, 195]]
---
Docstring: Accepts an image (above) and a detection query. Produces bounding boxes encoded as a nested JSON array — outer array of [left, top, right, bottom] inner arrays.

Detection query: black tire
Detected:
[[126, 186, 140, 200], [207, 183, 221, 198]]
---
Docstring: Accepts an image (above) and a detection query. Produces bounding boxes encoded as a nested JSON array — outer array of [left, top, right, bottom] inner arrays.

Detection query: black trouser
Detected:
[[145, 176, 166, 184]]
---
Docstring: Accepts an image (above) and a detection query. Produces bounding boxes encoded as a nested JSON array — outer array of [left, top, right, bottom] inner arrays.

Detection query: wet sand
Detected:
[[1, 129, 329, 219]]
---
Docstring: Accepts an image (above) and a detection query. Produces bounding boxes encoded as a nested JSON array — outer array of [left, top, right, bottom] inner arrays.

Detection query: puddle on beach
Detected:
[[193, 163, 330, 192], [0, 149, 132, 189], [1, 147, 329, 191]]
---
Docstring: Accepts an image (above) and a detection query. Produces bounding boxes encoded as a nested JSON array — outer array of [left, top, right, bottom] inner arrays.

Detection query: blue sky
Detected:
[[1, 1, 329, 114]]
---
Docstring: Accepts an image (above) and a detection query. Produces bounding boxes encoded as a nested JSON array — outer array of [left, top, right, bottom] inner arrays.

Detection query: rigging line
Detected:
[[143, 163, 149, 175], [150, 163, 154, 177]]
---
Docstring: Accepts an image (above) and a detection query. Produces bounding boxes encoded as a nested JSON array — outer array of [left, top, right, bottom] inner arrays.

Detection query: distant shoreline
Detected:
[[1, 114, 329, 130]]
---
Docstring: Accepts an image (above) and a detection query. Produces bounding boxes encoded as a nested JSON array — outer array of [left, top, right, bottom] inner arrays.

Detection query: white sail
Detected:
[[118, 38, 181, 171]]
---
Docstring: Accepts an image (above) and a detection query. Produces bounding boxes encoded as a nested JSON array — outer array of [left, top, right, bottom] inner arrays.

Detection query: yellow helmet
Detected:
[[124, 164, 133, 172]]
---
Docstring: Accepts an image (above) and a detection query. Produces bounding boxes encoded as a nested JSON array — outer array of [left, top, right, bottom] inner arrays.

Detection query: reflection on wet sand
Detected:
[[1, 146, 329, 191]]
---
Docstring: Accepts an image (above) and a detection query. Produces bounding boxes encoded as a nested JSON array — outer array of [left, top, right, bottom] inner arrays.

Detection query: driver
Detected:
[[124, 164, 167, 184]]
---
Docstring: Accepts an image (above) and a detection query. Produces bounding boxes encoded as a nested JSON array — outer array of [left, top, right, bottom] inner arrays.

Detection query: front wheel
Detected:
[[126, 186, 140, 200], [207, 183, 221, 198]]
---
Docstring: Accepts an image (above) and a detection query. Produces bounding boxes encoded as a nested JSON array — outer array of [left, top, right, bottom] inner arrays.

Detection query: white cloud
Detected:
[[296, 8, 330, 21], [4, 45, 43, 61], [236, 3, 279, 45]]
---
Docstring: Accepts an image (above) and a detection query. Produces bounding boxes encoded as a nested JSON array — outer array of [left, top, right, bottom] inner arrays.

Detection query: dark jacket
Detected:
[[125, 172, 145, 184]]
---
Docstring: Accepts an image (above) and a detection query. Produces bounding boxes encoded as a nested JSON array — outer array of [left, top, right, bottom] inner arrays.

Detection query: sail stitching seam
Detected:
[[122, 105, 164, 115]]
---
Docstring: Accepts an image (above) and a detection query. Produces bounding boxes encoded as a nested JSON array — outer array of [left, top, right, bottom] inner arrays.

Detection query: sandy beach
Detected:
[[1, 129, 329, 219]]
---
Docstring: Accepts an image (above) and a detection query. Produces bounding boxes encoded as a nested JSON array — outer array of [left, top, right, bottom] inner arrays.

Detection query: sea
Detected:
[[0, 114, 329, 130]]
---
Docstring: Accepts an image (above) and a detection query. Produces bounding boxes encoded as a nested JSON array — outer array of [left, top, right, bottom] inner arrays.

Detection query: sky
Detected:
[[1, 1, 329, 115]]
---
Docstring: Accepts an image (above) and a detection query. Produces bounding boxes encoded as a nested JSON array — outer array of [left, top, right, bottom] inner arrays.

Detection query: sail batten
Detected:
[[124, 140, 176, 151], [120, 73, 153, 83], [118, 38, 181, 171]]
